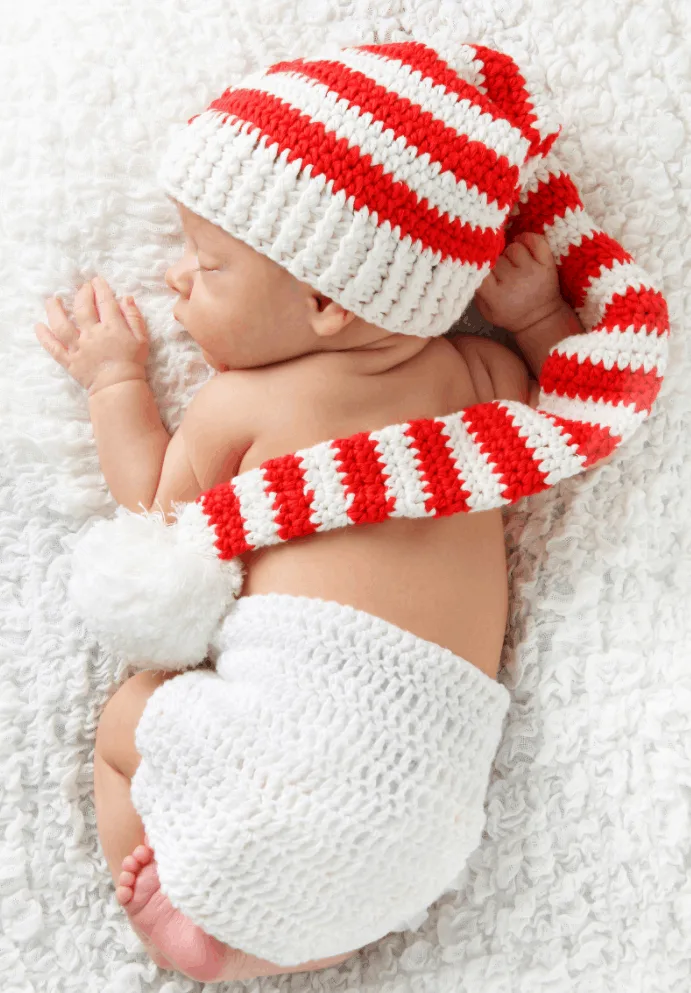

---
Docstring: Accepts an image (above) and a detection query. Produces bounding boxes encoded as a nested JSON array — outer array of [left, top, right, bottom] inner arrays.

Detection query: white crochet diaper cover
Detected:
[[129, 593, 511, 966]]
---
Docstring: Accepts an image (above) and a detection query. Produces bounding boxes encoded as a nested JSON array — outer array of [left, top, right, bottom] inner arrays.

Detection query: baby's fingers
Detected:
[[35, 321, 70, 367], [43, 296, 80, 347], [120, 296, 149, 344], [91, 275, 124, 323], [490, 256, 515, 283], [514, 231, 555, 267], [504, 241, 532, 267], [35, 295, 78, 366]]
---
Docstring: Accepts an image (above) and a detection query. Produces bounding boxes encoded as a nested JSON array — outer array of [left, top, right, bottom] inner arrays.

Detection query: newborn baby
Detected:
[[38, 210, 580, 981], [35, 39, 665, 984]]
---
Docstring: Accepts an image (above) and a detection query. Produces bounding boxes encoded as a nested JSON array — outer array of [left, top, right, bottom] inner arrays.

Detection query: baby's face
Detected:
[[164, 200, 319, 370]]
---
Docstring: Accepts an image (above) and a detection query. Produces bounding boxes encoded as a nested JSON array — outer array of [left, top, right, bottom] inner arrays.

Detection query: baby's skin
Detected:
[[36, 202, 584, 980]]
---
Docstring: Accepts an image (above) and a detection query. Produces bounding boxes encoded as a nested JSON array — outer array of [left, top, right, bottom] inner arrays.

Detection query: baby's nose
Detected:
[[165, 264, 184, 294]]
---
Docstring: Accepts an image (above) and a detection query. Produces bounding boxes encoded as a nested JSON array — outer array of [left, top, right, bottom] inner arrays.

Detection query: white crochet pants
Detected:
[[130, 593, 511, 966]]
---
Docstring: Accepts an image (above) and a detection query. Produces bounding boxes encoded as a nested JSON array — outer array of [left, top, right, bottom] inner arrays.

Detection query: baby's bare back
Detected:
[[215, 336, 509, 679]]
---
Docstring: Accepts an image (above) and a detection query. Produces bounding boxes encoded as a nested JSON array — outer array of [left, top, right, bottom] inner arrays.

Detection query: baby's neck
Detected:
[[320, 331, 431, 376]]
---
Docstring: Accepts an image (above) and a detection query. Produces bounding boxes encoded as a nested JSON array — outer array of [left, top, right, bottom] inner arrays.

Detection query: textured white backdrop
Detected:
[[1, 1, 690, 991]]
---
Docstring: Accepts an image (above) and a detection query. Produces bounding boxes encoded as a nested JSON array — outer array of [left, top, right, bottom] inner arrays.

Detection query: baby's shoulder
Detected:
[[447, 333, 532, 405], [184, 360, 316, 446]]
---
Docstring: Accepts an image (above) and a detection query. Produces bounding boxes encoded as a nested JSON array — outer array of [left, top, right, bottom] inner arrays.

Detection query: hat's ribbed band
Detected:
[[159, 113, 496, 337]]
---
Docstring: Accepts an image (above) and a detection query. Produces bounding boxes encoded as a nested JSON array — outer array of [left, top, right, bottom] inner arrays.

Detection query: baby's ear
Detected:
[[309, 293, 355, 337]]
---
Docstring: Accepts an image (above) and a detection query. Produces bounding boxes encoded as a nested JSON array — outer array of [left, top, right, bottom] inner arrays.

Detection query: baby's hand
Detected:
[[35, 276, 150, 395], [474, 232, 564, 334]]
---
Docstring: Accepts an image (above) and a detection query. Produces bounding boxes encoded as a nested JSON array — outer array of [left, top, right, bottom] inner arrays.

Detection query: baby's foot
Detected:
[[115, 841, 234, 982]]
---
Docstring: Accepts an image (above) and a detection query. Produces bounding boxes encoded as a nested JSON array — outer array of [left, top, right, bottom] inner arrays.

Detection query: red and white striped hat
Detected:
[[68, 40, 670, 669], [156, 40, 563, 337]]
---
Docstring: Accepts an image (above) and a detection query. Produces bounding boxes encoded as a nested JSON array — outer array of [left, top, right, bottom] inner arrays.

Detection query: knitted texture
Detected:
[[161, 40, 670, 557], [67, 40, 670, 670], [129, 593, 511, 966], [158, 40, 563, 339]]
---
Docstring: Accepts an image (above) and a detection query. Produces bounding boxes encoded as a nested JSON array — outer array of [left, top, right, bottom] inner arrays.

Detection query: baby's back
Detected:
[[217, 338, 509, 678]]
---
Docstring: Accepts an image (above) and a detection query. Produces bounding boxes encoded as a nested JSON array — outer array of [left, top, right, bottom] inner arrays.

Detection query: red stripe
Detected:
[[471, 45, 554, 156], [198, 483, 251, 558], [596, 285, 669, 337], [461, 403, 551, 502], [265, 55, 521, 210], [558, 231, 633, 311], [507, 171, 583, 240], [541, 351, 663, 414], [354, 41, 532, 138], [206, 88, 505, 268], [544, 415, 620, 468], [331, 434, 396, 525], [261, 453, 317, 542], [404, 419, 471, 515]]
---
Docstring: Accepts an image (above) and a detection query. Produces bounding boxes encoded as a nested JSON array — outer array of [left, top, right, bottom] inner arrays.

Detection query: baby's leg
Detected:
[[94, 669, 181, 968], [94, 670, 176, 881], [94, 669, 357, 981]]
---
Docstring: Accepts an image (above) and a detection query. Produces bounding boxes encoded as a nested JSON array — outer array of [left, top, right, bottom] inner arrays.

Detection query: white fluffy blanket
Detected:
[[1, 1, 689, 991]]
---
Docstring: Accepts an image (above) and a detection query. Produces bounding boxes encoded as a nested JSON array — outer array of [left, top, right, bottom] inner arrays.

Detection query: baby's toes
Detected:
[[132, 844, 154, 865], [122, 846, 153, 874], [116, 872, 135, 906], [117, 844, 154, 905]]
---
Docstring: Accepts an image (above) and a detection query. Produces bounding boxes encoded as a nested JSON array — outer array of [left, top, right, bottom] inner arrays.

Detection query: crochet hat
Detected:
[[157, 39, 563, 337], [68, 40, 669, 670]]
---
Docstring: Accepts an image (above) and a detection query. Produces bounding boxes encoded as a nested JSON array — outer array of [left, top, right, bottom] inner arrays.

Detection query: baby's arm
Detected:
[[451, 334, 536, 406], [87, 377, 173, 513], [148, 373, 254, 522], [89, 371, 253, 521]]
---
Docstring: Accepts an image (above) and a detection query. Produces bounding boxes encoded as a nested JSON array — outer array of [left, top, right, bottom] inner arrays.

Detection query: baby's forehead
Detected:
[[172, 199, 239, 251]]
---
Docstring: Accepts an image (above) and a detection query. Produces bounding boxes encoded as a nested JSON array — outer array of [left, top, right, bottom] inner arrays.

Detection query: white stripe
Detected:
[[543, 207, 599, 263], [534, 395, 648, 441], [371, 238, 484, 337], [577, 259, 656, 332], [235, 69, 510, 233], [514, 153, 548, 202], [296, 442, 353, 532], [437, 413, 509, 511], [514, 157, 566, 201], [335, 48, 531, 170], [423, 41, 488, 89], [180, 500, 226, 556], [371, 423, 432, 518], [232, 468, 281, 549], [391, 39, 561, 145], [497, 401, 587, 484], [552, 325, 668, 376]]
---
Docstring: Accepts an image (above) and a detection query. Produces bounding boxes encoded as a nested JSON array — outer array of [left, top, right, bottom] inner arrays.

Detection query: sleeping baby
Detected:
[[36, 39, 667, 983]]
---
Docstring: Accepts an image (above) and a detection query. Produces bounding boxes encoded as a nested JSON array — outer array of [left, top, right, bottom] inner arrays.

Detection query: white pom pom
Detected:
[[68, 503, 244, 671]]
